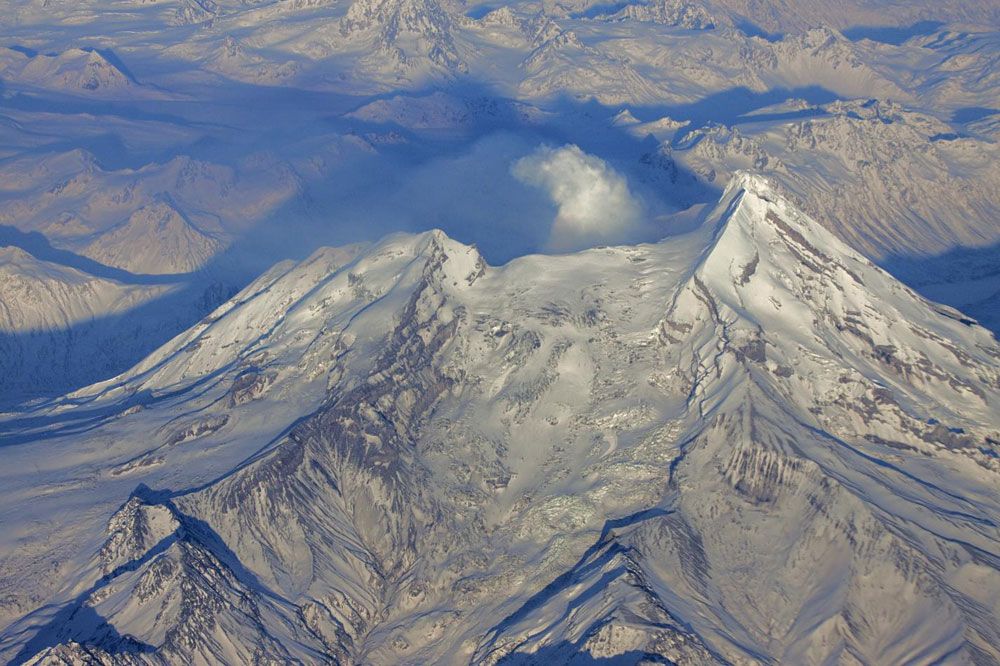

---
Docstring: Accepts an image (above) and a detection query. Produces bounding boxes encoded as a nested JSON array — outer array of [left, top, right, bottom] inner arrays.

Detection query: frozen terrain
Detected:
[[1, 174, 999, 663], [1, 0, 1000, 663], [0, 0, 999, 401]]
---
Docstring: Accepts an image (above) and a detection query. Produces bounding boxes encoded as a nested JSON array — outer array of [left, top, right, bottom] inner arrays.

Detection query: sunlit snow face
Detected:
[[512, 144, 645, 252]]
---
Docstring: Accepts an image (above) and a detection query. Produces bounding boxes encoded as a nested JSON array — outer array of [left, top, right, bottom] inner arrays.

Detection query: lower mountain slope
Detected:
[[1, 173, 998, 665]]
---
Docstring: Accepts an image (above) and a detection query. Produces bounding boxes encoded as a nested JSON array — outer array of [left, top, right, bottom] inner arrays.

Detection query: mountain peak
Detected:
[[690, 172, 910, 339], [700, 171, 845, 280], [661, 171, 999, 426], [82, 201, 223, 275], [340, 0, 466, 72], [363, 228, 488, 292], [724, 169, 779, 200], [0, 245, 35, 265], [716, 170, 795, 224]]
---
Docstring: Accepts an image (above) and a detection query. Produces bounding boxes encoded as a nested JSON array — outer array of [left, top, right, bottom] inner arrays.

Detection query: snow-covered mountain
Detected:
[[1, 1, 999, 661], [82, 200, 223, 276], [701, 0, 1000, 33], [643, 98, 1000, 260], [2, 174, 997, 664], [339, 0, 467, 74], [0, 245, 233, 404], [0, 0, 998, 401], [0, 47, 136, 95], [0, 157, 274, 282], [598, 0, 722, 29]]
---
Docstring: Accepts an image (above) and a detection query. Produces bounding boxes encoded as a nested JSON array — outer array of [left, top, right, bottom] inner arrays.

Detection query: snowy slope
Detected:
[[2, 174, 997, 664], [82, 200, 223, 275], [629, 0, 1000, 34], [0, 246, 181, 403], [0, 47, 136, 96], [0, 0, 998, 406], [653, 98, 1000, 260], [0, 2, 999, 660]]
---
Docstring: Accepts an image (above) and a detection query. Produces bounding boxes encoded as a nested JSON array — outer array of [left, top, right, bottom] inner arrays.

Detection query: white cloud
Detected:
[[511, 144, 644, 251]]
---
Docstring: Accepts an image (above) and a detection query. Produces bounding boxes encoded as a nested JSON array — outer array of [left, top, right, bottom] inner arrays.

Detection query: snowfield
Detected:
[[1, 0, 999, 663], [1, 174, 999, 663]]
